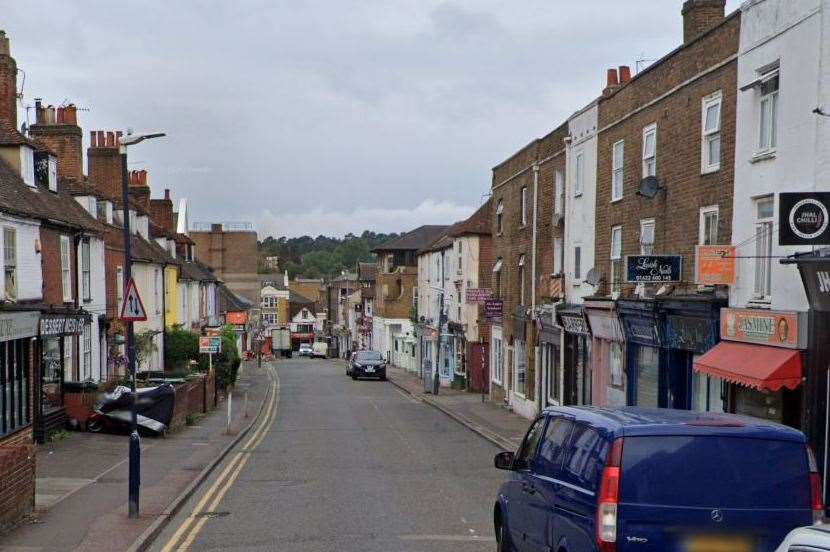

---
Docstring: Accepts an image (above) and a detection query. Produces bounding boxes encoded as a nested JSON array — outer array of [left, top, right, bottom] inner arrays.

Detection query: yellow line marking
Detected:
[[160, 365, 280, 552]]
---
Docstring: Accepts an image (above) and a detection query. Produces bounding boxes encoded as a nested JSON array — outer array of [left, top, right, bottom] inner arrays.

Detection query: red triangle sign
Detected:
[[119, 277, 148, 322]]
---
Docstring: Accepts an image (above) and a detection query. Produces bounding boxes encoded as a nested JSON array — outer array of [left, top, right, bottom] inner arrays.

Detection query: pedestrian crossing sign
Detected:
[[119, 277, 148, 322]]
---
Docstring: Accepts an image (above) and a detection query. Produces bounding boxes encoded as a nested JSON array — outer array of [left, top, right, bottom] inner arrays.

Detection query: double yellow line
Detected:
[[160, 365, 280, 551]]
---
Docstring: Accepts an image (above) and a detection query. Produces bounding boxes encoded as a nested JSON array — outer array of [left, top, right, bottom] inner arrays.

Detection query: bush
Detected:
[[215, 325, 241, 389], [165, 327, 199, 373]]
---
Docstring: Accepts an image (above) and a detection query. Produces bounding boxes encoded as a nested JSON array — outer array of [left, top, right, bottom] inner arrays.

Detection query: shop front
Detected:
[[0, 310, 39, 441], [557, 306, 590, 406], [694, 308, 806, 428], [37, 312, 89, 443], [584, 300, 625, 407], [617, 299, 664, 408], [537, 312, 561, 407]]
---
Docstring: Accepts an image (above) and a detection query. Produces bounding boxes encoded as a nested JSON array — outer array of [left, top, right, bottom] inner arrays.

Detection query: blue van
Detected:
[[493, 407, 823, 552]]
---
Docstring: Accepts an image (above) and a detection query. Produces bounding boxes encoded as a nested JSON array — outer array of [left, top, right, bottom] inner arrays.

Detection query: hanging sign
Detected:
[[625, 255, 682, 283], [119, 278, 147, 322], [795, 258, 830, 312], [779, 193, 830, 245], [696, 245, 736, 285], [465, 288, 491, 304], [484, 299, 503, 320]]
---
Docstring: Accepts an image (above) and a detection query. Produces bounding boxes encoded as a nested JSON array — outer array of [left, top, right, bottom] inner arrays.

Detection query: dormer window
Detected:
[[48, 156, 57, 191], [20, 146, 34, 186]]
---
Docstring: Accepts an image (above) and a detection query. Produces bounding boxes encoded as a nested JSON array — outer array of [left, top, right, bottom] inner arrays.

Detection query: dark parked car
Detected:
[[349, 350, 386, 380], [493, 406, 823, 552]]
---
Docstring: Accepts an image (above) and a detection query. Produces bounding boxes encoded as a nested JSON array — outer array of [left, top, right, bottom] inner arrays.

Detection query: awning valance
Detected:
[[693, 341, 803, 392]]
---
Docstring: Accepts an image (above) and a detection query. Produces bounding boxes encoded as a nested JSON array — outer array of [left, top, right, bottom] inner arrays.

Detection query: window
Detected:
[[518, 254, 526, 306], [60, 235, 72, 302], [574, 246, 582, 281], [554, 170, 564, 216], [493, 258, 503, 298], [116, 266, 124, 312], [640, 219, 655, 255], [154, 269, 161, 314], [610, 343, 623, 387], [515, 341, 527, 396], [758, 72, 779, 153], [544, 343, 561, 405], [0, 340, 31, 437], [610, 225, 622, 295], [514, 416, 545, 470], [20, 147, 34, 186], [496, 200, 504, 234], [3, 227, 16, 301], [574, 152, 584, 196], [537, 418, 573, 475], [754, 196, 774, 299], [457, 241, 462, 274], [702, 92, 722, 172], [520, 186, 528, 226], [553, 238, 563, 275], [492, 336, 504, 384], [699, 206, 719, 245], [642, 124, 656, 177], [81, 238, 91, 301], [611, 140, 624, 201], [63, 336, 72, 381], [82, 325, 92, 380], [96, 201, 108, 223]]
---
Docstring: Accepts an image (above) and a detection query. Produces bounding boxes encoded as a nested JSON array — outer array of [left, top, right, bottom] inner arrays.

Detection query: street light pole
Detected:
[[119, 131, 165, 519]]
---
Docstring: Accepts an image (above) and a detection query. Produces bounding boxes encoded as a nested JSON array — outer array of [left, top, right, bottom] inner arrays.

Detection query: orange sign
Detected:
[[720, 308, 804, 349], [225, 311, 248, 325], [696, 245, 736, 285]]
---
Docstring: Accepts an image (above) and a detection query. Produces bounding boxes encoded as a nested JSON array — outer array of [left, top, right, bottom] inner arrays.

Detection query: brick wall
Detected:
[[0, 429, 35, 534], [40, 226, 77, 306], [87, 131, 123, 201], [376, 268, 417, 320], [189, 230, 259, 303], [168, 371, 215, 431], [0, 32, 17, 129], [595, 13, 739, 297]]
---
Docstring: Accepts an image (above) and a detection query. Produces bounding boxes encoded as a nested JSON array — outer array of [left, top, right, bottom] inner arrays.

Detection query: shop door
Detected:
[[564, 335, 588, 406], [632, 345, 660, 407], [666, 349, 692, 410]]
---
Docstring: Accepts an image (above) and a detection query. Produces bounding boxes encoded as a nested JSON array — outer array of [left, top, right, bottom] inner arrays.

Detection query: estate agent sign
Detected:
[[779, 193, 830, 246], [625, 255, 682, 283]]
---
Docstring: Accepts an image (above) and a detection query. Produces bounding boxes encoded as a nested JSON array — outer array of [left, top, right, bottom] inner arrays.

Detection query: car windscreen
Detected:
[[620, 435, 809, 508], [355, 352, 383, 362]]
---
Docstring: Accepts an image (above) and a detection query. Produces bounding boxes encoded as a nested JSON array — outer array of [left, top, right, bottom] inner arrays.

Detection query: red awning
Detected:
[[693, 341, 803, 392]]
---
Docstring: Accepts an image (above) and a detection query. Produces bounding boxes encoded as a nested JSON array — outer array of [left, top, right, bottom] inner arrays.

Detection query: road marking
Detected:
[[393, 388, 419, 404], [399, 534, 496, 542], [160, 365, 280, 551]]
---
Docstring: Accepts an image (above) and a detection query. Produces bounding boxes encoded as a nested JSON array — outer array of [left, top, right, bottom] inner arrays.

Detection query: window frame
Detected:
[[610, 225, 623, 295], [60, 235, 72, 303], [701, 92, 723, 173], [757, 71, 779, 155], [491, 336, 504, 385], [116, 266, 124, 313], [754, 196, 775, 301], [554, 170, 564, 216], [496, 199, 504, 235], [699, 205, 720, 246], [81, 238, 91, 302], [574, 246, 582, 282], [520, 186, 528, 226], [642, 124, 657, 178], [574, 151, 584, 197], [19, 146, 35, 186], [553, 237, 563, 276], [82, 324, 92, 380], [518, 254, 526, 306], [611, 140, 625, 202], [640, 219, 656, 255], [3, 227, 16, 301]]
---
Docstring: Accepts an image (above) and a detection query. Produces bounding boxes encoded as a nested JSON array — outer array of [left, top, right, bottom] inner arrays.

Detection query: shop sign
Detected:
[[779, 193, 830, 246], [720, 308, 806, 349], [40, 314, 88, 337], [696, 245, 736, 285], [465, 288, 491, 304], [225, 311, 248, 325], [622, 316, 660, 347], [199, 336, 222, 354], [484, 299, 503, 320], [0, 311, 39, 342], [625, 255, 682, 283], [585, 310, 624, 342], [665, 315, 717, 354], [796, 259, 830, 312], [559, 312, 589, 335]]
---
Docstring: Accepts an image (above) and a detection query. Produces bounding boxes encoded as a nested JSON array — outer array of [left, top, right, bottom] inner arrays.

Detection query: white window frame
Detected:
[[3, 227, 16, 301], [20, 146, 35, 186], [518, 254, 526, 306], [554, 170, 564, 216], [757, 71, 779, 155], [520, 186, 528, 226], [574, 151, 584, 197], [574, 245, 582, 282], [642, 124, 657, 178], [610, 225, 622, 296], [116, 266, 124, 311], [81, 238, 91, 302], [701, 92, 722, 173], [611, 140, 624, 201], [82, 324, 92, 380], [496, 199, 504, 234], [514, 340, 527, 398], [154, 268, 161, 314], [754, 196, 774, 301], [640, 219, 655, 255], [699, 205, 719, 246], [553, 238, 563, 276], [491, 336, 504, 385], [60, 235, 72, 302]]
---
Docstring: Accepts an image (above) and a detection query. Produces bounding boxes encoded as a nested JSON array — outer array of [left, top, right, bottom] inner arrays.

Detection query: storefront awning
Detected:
[[693, 341, 803, 392]]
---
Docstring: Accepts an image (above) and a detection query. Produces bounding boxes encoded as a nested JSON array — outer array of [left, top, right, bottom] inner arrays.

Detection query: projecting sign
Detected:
[[696, 245, 736, 285], [199, 336, 222, 354], [796, 258, 830, 312], [465, 288, 491, 304], [119, 278, 147, 322], [779, 193, 830, 246], [484, 299, 503, 320], [625, 255, 682, 283]]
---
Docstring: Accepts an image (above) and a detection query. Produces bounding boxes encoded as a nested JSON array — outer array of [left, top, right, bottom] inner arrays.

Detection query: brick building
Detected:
[[591, 0, 739, 410], [189, 223, 259, 304]]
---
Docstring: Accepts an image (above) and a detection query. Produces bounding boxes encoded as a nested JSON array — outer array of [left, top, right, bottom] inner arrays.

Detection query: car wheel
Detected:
[[87, 418, 104, 433], [496, 518, 513, 552], [379, 374, 386, 381], [351, 373, 357, 380]]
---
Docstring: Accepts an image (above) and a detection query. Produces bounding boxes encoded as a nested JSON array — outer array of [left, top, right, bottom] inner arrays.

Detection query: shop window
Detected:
[[692, 372, 725, 413], [635, 346, 660, 407], [701, 92, 722, 173], [1, 340, 30, 437], [41, 338, 63, 415], [609, 343, 623, 387], [545, 343, 560, 405], [642, 124, 657, 178], [3, 227, 16, 301], [754, 196, 774, 300]]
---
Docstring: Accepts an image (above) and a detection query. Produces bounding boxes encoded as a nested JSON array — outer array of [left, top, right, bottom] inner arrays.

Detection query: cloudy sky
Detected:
[[6, 0, 740, 238]]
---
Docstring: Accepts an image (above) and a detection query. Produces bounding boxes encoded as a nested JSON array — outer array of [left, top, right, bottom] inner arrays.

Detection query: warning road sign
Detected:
[[119, 277, 147, 322]]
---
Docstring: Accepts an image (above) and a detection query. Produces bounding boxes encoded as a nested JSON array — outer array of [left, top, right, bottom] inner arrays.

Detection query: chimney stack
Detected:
[[87, 129, 124, 200], [28, 100, 83, 179], [149, 188, 175, 235], [0, 31, 17, 129], [618, 65, 632, 85], [603, 68, 620, 96], [128, 169, 151, 212], [682, 0, 726, 44]]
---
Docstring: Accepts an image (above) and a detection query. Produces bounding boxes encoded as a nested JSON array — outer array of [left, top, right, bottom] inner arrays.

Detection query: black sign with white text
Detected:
[[780, 193, 830, 246], [796, 258, 830, 312], [625, 255, 682, 283]]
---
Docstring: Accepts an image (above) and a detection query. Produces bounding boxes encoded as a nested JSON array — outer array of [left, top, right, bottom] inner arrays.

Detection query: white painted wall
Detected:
[[731, 0, 829, 311], [79, 236, 106, 381], [0, 213, 42, 302], [565, 102, 599, 303], [448, 235, 482, 343], [133, 261, 165, 372]]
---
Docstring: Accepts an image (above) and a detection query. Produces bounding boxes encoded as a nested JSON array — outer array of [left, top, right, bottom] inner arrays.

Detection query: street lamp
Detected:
[[119, 130, 166, 519]]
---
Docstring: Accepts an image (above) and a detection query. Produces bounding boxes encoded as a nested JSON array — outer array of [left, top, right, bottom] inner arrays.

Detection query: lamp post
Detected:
[[119, 130, 165, 519]]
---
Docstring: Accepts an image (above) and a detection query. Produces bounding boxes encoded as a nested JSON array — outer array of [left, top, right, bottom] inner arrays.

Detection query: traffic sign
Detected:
[[119, 278, 147, 322]]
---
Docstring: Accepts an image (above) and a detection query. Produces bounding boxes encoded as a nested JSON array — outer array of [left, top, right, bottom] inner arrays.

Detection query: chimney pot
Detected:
[[90, 130, 97, 147], [96, 130, 105, 147], [106, 131, 115, 147], [619, 65, 632, 84], [164, 188, 170, 200], [0, 31, 9, 56], [56, 107, 64, 124], [606, 68, 619, 88], [45, 106, 55, 125], [63, 104, 77, 126]]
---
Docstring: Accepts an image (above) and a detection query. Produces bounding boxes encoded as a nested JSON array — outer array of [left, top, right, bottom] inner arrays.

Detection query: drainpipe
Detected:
[[531, 163, 541, 413]]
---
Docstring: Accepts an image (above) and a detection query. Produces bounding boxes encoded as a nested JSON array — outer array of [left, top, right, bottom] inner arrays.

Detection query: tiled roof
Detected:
[[58, 175, 152, 217], [449, 198, 491, 237], [259, 273, 286, 290], [0, 122, 36, 148], [357, 262, 377, 281], [149, 220, 174, 239], [217, 282, 252, 312], [372, 225, 449, 253]]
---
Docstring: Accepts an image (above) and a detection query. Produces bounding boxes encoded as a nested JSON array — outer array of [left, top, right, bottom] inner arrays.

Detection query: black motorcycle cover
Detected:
[[95, 384, 176, 433]]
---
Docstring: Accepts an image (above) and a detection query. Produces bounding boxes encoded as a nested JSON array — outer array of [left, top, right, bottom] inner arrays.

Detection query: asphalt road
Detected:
[[151, 358, 507, 552]]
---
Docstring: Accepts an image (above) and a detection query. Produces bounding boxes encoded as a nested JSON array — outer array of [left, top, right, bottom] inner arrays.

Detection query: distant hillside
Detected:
[[257, 231, 400, 279]]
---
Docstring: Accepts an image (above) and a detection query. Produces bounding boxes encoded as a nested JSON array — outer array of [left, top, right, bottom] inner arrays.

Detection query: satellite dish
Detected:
[[585, 268, 601, 287], [637, 176, 663, 199]]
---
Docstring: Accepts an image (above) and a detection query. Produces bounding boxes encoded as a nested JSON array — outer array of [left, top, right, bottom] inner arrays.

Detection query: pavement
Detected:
[[0, 360, 272, 552], [149, 358, 508, 552]]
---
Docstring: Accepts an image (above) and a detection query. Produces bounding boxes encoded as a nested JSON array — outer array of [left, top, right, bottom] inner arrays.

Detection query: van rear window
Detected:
[[620, 436, 809, 508]]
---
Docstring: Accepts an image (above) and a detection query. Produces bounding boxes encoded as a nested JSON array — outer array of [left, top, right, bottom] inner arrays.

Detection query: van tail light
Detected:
[[807, 445, 824, 525], [597, 438, 624, 552]]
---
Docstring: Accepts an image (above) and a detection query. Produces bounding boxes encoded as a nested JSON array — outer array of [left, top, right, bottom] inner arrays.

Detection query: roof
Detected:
[[542, 406, 805, 442], [259, 274, 286, 290], [449, 199, 491, 237], [217, 282, 252, 311], [289, 291, 314, 304], [178, 259, 217, 282], [58, 175, 152, 217], [149, 220, 174, 240], [372, 225, 450, 253], [0, 122, 37, 148], [175, 233, 195, 246], [357, 262, 377, 282], [421, 231, 454, 253]]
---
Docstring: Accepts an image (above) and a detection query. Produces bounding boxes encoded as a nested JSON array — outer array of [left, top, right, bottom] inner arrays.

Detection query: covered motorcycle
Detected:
[[88, 384, 175, 435]]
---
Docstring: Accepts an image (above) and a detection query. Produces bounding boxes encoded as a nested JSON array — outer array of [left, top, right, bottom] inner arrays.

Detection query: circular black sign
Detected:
[[789, 198, 829, 240]]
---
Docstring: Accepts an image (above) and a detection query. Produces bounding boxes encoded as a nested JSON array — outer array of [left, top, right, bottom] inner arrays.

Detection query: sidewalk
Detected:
[[0, 360, 273, 552], [385, 365, 529, 451]]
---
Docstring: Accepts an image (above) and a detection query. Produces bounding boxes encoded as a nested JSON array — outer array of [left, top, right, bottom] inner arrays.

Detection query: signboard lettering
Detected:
[[0, 311, 39, 342], [484, 299, 503, 321], [40, 315, 88, 337], [199, 336, 222, 354], [559, 313, 588, 335], [666, 315, 716, 354], [720, 308, 804, 349], [625, 255, 682, 283], [779, 193, 830, 246], [696, 245, 736, 285], [465, 288, 492, 304]]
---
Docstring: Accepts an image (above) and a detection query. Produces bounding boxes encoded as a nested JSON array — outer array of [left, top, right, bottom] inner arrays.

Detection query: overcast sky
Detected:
[[6, 0, 740, 238]]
